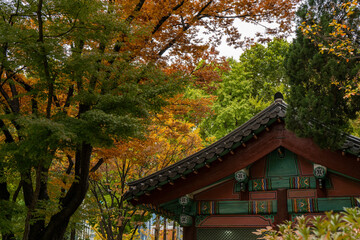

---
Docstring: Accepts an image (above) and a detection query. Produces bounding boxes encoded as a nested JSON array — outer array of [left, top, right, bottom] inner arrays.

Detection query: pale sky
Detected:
[[217, 20, 295, 60]]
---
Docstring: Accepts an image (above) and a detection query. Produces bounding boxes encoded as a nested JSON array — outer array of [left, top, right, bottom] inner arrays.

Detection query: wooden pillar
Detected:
[[240, 189, 249, 200], [274, 188, 288, 226], [183, 219, 196, 240], [316, 180, 327, 198]]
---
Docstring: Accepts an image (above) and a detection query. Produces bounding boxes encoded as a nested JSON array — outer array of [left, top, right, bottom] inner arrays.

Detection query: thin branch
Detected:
[[44, 18, 78, 38], [157, 0, 214, 56], [12, 180, 23, 202]]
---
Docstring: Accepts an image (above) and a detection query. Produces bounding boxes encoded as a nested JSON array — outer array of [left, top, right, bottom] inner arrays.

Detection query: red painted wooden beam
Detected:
[[135, 123, 284, 205]]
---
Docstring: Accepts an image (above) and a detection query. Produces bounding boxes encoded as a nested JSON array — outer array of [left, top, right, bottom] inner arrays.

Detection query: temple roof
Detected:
[[124, 96, 360, 201]]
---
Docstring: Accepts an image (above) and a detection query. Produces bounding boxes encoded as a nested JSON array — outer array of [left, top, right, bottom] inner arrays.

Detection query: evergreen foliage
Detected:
[[285, 0, 360, 149]]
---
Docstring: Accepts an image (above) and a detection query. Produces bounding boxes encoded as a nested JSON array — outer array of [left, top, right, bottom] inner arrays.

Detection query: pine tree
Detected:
[[285, 0, 360, 149]]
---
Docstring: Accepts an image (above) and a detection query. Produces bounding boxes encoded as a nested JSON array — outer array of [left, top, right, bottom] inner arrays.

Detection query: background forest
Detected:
[[0, 0, 359, 239]]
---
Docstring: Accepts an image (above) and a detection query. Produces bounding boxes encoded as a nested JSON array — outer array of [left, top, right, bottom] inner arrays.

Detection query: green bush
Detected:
[[254, 207, 360, 240]]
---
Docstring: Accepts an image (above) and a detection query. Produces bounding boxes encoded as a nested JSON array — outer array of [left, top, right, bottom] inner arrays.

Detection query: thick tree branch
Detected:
[[90, 158, 104, 173], [0, 85, 19, 113], [62, 85, 74, 112], [0, 119, 15, 143], [125, 0, 146, 24], [36, 0, 54, 119], [151, 0, 185, 35], [9, 71, 38, 114], [66, 155, 74, 175]]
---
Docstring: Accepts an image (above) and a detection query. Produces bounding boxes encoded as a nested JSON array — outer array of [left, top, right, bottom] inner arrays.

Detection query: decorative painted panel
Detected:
[[247, 177, 316, 191], [288, 189, 316, 198], [197, 201, 217, 215], [289, 176, 312, 189], [289, 198, 318, 213], [217, 201, 249, 215], [217, 200, 277, 215], [248, 200, 276, 214], [287, 197, 360, 213]]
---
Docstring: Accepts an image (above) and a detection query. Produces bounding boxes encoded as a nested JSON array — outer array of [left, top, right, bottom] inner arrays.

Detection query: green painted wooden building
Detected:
[[124, 93, 360, 240]]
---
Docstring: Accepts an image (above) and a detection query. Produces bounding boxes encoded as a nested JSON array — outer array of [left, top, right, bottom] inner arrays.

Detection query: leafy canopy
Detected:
[[285, 0, 360, 149], [200, 39, 290, 141]]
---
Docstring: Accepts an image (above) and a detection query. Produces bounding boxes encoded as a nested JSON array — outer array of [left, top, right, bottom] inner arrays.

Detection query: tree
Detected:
[[300, 0, 359, 60], [285, 0, 360, 149], [239, 39, 290, 100], [0, 1, 182, 239], [87, 94, 207, 240], [298, 0, 360, 98], [0, 0, 300, 239], [200, 39, 290, 141], [111, 0, 300, 68]]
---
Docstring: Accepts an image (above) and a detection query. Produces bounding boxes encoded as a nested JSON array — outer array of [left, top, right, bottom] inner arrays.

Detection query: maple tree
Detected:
[[113, 0, 300, 69], [88, 93, 209, 240], [0, 0, 300, 239]]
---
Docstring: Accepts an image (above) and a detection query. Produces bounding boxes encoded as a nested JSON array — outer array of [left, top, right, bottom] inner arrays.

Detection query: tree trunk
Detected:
[[163, 218, 167, 240], [154, 215, 160, 240], [28, 166, 50, 240], [28, 143, 92, 240], [172, 221, 176, 240], [0, 165, 16, 240], [70, 228, 76, 240]]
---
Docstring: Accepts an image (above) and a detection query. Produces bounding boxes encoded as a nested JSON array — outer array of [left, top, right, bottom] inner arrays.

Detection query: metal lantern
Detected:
[[179, 196, 190, 206], [234, 169, 248, 183], [235, 169, 248, 191], [179, 214, 193, 227], [313, 164, 327, 189], [313, 164, 327, 179]]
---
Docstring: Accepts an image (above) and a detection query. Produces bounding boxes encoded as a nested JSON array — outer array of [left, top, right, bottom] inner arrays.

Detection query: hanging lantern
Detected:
[[313, 164, 327, 189], [235, 169, 248, 183], [179, 214, 193, 227], [313, 164, 327, 179], [235, 169, 248, 191], [179, 196, 190, 206]]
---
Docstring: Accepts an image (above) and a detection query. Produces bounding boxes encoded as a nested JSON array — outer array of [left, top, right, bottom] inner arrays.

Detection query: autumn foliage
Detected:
[[0, 0, 300, 239]]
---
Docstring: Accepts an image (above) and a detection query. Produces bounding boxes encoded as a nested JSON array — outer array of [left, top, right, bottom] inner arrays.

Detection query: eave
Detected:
[[124, 99, 360, 203]]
